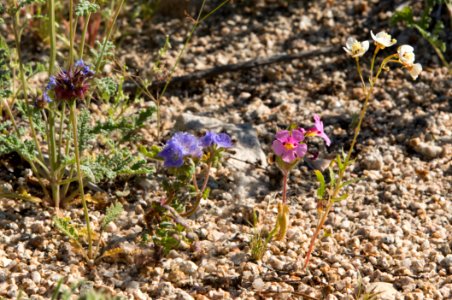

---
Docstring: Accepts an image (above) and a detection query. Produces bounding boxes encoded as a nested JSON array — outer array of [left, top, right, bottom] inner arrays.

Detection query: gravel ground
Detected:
[[1, 0, 451, 299]]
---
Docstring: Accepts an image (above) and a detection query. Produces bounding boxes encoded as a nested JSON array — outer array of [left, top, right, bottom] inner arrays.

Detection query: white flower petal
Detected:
[[409, 63, 422, 80], [346, 37, 357, 49], [362, 40, 370, 52]]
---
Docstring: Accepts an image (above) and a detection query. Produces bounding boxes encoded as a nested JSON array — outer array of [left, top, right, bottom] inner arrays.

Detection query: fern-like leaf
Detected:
[[101, 202, 123, 229]]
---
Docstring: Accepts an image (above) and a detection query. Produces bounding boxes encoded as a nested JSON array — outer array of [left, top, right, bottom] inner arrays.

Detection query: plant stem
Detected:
[[69, 0, 74, 66], [282, 171, 288, 204], [2, 99, 19, 133], [70, 101, 93, 259], [11, 4, 50, 200], [303, 54, 394, 270], [48, 0, 57, 74], [155, 0, 230, 140], [79, 13, 92, 59], [94, 0, 125, 73]]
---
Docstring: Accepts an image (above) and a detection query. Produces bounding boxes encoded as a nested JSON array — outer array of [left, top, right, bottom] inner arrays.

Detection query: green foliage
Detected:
[[153, 35, 171, 74], [153, 221, 186, 255], [82, 147, 153, 183], [75, 0, 100, 17], [91, 106, 156, 142], [78, 109, 94, 152], [101, 202, 123, 229], [0, 36, 11, 98], [0, 131, 37, 162], [15, 101, 46, 134], [314, 170, 326, 199], [90, 39, 115, 70], [18, 0, 46, 8], [53, 217, 80, 242], [95, 77, 118, 101], [51, 278, 124, 300], [391, 0, 450, 66]]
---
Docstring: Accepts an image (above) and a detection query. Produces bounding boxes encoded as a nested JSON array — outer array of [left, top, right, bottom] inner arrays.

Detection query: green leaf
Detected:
[[340, 178, 359, 189], [95, 77, 117, 101], [202, 187, 210, 200], [390, 6, 414, 26], [101, 202, 123, 229], [78, 109, 93, 152], [53, 217, 79, 241], [75, 0, 100, 16], [336, 154, 344, 171], [333, 193, 349, 203], [314, 170, 326, 199], [328, 167, 335, 188]]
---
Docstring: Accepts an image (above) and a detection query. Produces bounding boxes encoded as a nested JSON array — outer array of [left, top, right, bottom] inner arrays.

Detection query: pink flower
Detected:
[[306, 114, 331, 146], [272, 130, 307, 163]]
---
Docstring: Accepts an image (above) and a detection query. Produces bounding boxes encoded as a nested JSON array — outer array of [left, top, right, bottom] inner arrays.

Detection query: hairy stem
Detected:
[[48, 0, 57, 74], [79, 12, 92, 59], [94, 0, 125, 73], [70, 101, 93, 259]]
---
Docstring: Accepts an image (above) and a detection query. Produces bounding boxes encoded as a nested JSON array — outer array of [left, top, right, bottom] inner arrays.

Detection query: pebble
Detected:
[[31, 271, 41, 284]]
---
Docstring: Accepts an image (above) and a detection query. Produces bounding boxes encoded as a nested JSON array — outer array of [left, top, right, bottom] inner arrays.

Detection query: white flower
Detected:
[[343, 37, 369, 58], [398, 45, 415, 66], [407, 63, 422, 80], [371, 30, 397, 48]]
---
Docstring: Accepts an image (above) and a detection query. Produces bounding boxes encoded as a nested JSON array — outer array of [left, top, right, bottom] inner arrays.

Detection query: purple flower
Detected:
[[75, 59, 95, 76], [306, 114, 331, 146], [158, 140, 185, 167], [200, 131, 233, 149], [272, 130, 307, 163], [158, 132, 202, 167], [46, 76, 57, 91], [45, 60, 94, 102]]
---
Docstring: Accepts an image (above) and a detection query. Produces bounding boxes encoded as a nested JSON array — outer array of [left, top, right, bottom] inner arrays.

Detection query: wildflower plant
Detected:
[[302, 30, 422, 269], [143, 131, 232, 253], [0, 0, 155, 262], [271, 116, 330, 241]]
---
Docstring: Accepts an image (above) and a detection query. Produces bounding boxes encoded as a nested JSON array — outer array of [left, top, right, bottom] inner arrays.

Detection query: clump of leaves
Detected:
[[391, 0, 451, 69], [75, 0, 100, 17], [53, 202, 124, 261]]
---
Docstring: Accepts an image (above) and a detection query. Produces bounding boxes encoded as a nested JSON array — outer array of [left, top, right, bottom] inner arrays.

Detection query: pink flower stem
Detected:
[[282, 171, 289, 205]]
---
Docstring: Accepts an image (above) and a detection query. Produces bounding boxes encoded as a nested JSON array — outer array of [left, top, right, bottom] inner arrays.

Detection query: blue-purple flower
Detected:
[[45, 60, 94, 102], [200, 132, 233, 149], [158, 132, 203, 167]]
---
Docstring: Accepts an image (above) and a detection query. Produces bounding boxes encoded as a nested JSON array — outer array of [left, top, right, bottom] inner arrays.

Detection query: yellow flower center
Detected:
[[351, 42, 362, 55], [284, 143, 295, 150]]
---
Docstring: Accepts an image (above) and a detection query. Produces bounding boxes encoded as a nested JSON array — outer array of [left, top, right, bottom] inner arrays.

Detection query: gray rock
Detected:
[[362, 151, 383, 170], [409, 138, 443, 159], [31, 271, 41, 284], [366, 282, 402, 300]]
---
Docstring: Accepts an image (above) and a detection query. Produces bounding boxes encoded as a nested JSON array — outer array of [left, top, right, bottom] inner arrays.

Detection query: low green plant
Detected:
[[391, 0, 451, 70], [142, 131, 232, 254]]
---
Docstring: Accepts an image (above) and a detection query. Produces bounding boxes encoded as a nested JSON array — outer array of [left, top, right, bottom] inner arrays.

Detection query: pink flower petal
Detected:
[[320, 132, 331, 146], [295, 143, 308, 157], [292, 129, 305, 142], [272, 140, 285, 156], [313, 114, 323, 131], [282, 151, 296, 163], [275, 130, 290, 142]]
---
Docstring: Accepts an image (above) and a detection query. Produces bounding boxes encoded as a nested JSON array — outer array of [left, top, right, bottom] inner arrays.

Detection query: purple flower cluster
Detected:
[[44, 60, 94, 103], [272, 114, 330, 164], [158, 131, 232, 168]]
